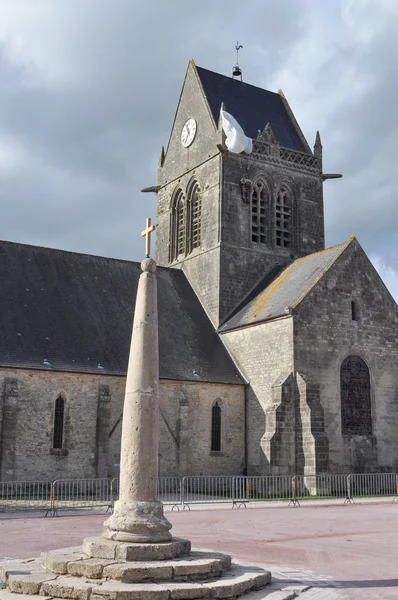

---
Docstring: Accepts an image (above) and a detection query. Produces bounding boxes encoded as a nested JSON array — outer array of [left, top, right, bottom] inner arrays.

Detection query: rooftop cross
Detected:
[[141, 217, 156, 258]]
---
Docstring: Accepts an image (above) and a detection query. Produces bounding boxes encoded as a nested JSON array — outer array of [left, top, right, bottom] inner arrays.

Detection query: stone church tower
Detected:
[[155, 61, 325, 326]]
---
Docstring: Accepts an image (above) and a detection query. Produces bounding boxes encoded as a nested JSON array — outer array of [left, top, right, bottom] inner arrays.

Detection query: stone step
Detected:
[[0, 564, 271, 600], [0, 559, 43, 581], [82, 538, 191, 562], [40, 550, 231, 582]]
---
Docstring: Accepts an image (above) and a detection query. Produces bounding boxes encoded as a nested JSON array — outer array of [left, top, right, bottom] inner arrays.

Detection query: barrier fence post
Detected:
[[232, 476, 247, 509], [393, 475, 398, 502], [288, 475, 300, 507], [344, 474, 354, 504], [182, 476, 190, 510], [45, 484, 58, 517]]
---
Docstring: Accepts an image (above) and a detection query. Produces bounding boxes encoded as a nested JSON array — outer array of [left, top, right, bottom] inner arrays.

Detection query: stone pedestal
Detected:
[[103, 257, 171, 543]]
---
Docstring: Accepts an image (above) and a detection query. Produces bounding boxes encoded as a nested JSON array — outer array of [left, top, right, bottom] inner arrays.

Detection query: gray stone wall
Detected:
[[221, 317, 294, 474], [156, 155, 221, 325], [294, 237, 398, 473], [110, 380, 246, 478], [219, 152, 324, 323], [0, 368, 116, 481], [156, 62, 326, 327], [156, 63, 223, 325], [0, 367, 245, 482]]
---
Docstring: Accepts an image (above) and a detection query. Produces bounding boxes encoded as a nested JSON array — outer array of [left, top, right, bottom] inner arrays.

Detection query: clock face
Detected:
[[181, 118, 197, 147]]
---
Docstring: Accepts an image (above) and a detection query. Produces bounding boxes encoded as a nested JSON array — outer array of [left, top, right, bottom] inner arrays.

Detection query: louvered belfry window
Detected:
[[275, 186, 292, 248], [189, 181, 201, 251], [211, 401, 222, 452], [53, 396, 65, 449], [169, 189, 185, 262], [341, 356, 372, 436], [251, 181, 267, 244], [177, 195, 185, 256]]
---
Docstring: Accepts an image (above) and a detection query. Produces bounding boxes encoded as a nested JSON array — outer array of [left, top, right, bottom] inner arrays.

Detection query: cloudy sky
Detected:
[[1, 0, 398, 298]]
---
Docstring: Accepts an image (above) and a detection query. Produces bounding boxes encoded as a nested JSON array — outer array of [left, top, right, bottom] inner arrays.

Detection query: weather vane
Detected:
[[233, 41, 243, 81]]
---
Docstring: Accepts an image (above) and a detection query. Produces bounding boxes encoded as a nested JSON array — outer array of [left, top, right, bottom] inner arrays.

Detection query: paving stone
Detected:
[[41, 550, 85, 575], [208, 568, 271, 598], [172, 558, 221, 578], [92, 581, 170, 600], [166, 582, 207, 599], [260, 592, 296, 600], [282, 584, 311, 593], [0, 559, 42, 581], [7, 571, 57, 595], [0, 592, 51, 600], [83, 538, 191, 562], [82, 539, 117, 561], [67, 559, 113, 580], [102, 563, 173, 583], [117, 540, 191, 562], [41, 576, 93, 600]]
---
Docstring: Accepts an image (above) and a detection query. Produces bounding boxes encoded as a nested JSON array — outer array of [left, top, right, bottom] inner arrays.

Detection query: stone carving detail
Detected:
[[250, 134, 319, 174], [4, 378, 18, 397], [280, 148, 318, 169], [240, 175, 253, 204], [257, 123, 277, 144]]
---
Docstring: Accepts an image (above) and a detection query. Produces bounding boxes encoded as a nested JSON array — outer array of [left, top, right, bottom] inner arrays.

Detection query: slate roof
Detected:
[[219, 240, 352, 331], [0, 241, 244, 384], [196, 65, 307, 152]]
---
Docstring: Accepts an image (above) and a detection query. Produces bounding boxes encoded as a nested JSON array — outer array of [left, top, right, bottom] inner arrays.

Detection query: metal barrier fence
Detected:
[[0, 481, 52, 512], [1, 473, 397, 514], [110, 477, 182, 508], [52, 478, 112, 512], [295, 474, 349, 500]]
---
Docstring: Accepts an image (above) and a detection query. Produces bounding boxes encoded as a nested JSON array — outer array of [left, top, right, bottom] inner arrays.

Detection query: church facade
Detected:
[[1, 61, 398, 482]]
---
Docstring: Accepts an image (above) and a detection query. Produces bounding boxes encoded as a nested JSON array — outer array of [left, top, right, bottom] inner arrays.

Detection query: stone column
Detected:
[[103, 257, 172, 542]]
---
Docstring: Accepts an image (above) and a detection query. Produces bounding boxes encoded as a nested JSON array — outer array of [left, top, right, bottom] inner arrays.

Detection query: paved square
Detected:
[[0, 501, 397, 599]]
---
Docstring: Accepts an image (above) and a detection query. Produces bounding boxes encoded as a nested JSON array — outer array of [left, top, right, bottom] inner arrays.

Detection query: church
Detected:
[[1, 60, 397, 483]]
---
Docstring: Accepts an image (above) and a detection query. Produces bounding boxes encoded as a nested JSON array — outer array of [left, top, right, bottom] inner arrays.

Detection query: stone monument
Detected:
[[0, 218, 272, 599], [103, 218, 172, 543]]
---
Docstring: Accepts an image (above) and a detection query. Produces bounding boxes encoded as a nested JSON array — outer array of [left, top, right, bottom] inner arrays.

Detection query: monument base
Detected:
[[103, 500, 172, 543], [0, 539, 272, 600]]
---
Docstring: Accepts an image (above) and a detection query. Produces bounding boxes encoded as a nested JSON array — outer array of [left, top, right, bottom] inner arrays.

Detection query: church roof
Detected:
[[219, 240, 352, 331], [195, 65, 307, 152], [0, 241, 244, 384]]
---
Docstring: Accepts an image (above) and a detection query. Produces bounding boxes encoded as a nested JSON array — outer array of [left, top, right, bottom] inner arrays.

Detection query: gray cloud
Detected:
[[0, 0, 397, 295]]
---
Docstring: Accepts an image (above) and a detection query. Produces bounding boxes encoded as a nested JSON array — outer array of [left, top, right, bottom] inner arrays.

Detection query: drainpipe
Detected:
[[244, 384, 249, 476]]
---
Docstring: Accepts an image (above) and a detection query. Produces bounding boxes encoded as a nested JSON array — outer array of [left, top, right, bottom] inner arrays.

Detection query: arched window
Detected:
[[186, 180, 201, 253], [251, 181, 267, 244], [341, 356, 372, 436], [169, 189, 185, 262], [211, 401, 222, 452], [53, 396, 65, 449], [275, 185, 292, 248]]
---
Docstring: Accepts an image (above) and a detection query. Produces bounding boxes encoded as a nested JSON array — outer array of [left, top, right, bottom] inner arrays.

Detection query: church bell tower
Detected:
[[154, 61, 325, 327]]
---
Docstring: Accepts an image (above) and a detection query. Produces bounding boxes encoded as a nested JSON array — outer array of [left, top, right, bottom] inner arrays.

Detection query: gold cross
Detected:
[[141, 217, 156, 257]]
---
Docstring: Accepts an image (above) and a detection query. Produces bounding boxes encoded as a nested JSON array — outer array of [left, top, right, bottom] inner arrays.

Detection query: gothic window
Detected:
[[187, 180, 201, 252], [275, 186, 292, 248], [169, 189, 185, 262], [341, 356, 372, 436], [251, 181, 267, 244], [211, 401, 222, 452], [53, 396, 65, 449]]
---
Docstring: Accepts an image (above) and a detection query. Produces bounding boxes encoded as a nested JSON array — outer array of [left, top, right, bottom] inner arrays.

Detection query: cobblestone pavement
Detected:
[[1, 501, 397, 599]]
